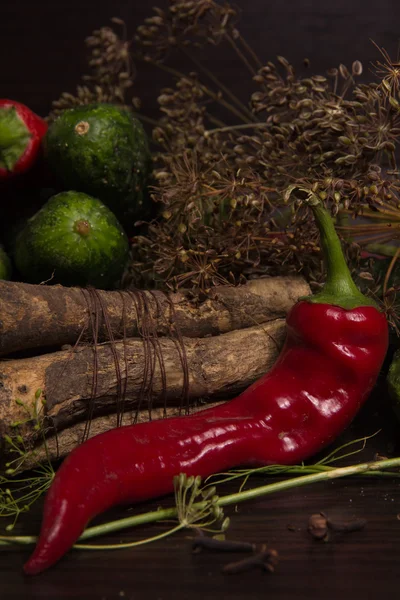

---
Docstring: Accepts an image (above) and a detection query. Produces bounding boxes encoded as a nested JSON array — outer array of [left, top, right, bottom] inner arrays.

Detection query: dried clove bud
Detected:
[[192, 535, 256, 554], [222, 545, 279, 575], [308, 513, 329, 540], [327, 517, 367, 534], [308, 512, 367, 541]]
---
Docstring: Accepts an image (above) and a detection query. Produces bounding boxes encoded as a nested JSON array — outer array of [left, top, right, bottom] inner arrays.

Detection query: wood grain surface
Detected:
[[2, 476, 400, 600]]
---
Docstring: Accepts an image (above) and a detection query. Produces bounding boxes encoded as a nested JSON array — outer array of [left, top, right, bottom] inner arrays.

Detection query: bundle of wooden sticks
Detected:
[[0, 276, 310, 467]]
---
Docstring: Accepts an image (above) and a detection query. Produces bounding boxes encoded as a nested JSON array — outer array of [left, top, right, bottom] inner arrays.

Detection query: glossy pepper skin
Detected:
[[24, 199, 389, 576], [0, 100, 47, 180]]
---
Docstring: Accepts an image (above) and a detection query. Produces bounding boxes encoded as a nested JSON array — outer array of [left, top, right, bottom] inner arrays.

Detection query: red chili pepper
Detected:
[[24, 198, 388, 575], [0, 100, 47, 180]]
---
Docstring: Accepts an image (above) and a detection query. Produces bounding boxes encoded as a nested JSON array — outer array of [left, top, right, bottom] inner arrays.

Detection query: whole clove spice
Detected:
[[307, 513, 329, 540], [222, 545, 279, 575], [192, 535, 256, 554], [308, 512, 367, 541], [327, 516, 367, 533]]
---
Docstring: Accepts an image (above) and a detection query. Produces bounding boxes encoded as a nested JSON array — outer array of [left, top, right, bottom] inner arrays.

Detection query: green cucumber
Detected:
[[14, 191, 129, 289], [44, 104, 151, 228]]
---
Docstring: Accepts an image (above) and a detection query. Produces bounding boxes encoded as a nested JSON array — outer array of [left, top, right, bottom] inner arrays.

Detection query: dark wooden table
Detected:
[[1, 383, 400, 600]]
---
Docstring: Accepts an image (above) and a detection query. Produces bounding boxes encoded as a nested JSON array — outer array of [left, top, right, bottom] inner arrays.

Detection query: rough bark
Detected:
[[0, 319, 286, 466], [0, 276, 310, 356]]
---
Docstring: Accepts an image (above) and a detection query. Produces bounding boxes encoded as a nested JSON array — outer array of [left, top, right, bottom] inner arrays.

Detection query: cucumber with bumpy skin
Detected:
[[44, 103, 151, 228], [14, 191, 129, 289]]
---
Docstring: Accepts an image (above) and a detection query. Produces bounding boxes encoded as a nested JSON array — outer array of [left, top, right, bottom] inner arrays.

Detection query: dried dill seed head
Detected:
[[153, 75, 207, 150], [49, 19, 140, 120], [48, 2, 400, 301], [134, 1, 240, 62], [129, 44, 400, 291]]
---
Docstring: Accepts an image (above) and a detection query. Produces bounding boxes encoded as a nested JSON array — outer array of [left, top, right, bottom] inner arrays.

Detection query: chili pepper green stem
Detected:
[[1, 457, 400, 549], [308, 202, 377, 309], [284, 186, 378, 309], [0, 106, 30, 171], [0, 125, 24, 148]]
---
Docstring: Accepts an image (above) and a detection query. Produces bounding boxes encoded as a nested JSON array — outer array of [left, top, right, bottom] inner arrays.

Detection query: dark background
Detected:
[[1, 0, 400, 119]]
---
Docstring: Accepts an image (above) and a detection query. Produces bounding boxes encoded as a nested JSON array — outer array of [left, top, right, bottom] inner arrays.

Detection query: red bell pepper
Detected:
[[24, 196, 388, 575], [0, 100, 47, 180]]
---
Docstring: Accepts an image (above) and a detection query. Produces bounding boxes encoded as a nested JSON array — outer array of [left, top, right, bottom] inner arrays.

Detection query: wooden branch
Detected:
[[0, 276, 310, 356], [0, 319, 286, 466]]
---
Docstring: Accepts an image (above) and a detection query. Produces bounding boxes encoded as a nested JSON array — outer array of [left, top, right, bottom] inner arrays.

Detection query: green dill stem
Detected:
[[206, 466, 400, 489], [0, 535, 36, 546], [1, 457, 400, 549], [74, 524, 185, 550], [216, 458, 400, 506]]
